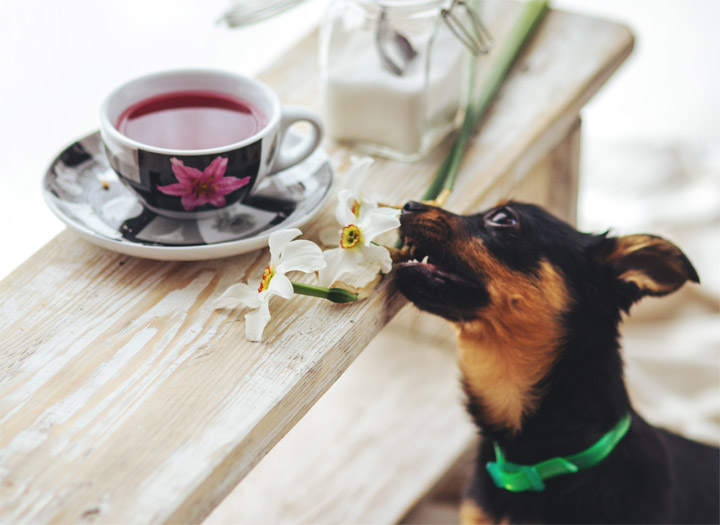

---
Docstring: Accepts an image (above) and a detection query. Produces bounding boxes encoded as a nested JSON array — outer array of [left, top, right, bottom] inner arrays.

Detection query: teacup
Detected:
[[100, 69, 323, 220]]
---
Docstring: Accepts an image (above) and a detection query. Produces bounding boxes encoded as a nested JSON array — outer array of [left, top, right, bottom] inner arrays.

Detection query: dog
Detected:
[[395, 200, 719, 524]]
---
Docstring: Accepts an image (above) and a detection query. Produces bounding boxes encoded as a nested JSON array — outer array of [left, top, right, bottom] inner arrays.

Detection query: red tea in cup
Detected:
[[115, 90, 267, 150], [100, 69, 323, 219]]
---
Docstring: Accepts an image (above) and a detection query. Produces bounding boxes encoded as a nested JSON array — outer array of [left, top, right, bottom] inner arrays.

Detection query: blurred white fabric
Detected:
[[580, 138, 720, 446], [555, 0, 720, 448]]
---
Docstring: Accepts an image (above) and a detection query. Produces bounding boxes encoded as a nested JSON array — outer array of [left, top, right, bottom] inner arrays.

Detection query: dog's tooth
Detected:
[[421, 255, 429, 264]]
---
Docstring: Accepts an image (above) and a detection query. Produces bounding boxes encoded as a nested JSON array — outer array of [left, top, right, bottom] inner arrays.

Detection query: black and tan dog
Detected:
[[395, 200, 719, 524]]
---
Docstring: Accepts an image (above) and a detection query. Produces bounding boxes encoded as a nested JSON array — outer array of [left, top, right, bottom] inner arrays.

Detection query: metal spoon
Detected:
[[375, 8, 417, 76]]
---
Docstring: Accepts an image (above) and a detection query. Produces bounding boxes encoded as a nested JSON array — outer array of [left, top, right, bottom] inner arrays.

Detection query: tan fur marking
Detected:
[[460, 499, 505, 525], [456, 256, 569, 433], [610, 235, 656, 255], [616, 269, 666, 293], [607, 234, 692, 294]]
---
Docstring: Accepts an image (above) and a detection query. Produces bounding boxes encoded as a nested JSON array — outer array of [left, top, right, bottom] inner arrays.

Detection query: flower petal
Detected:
[[207, 194, 227, 207], [204, 156, 229, 180], [355, 197, 380, 220], [170, 158, 204, 184], [214, 282, 261, 310], [319, 225, 341, 247], [359, 208, 401, 242], [268, 228, 303, 267], [157, 182, 191, 197], [346, 260, 384, 288], [215, 176, 251, 194], [335, 189, 358, 226], [181, 193, 206, 211], [245, 300, 271, 342], [359, 243, 393, 273], [276, 239, 326, 274], [267, 273, 294, 300], [318, 247, 363, 287]]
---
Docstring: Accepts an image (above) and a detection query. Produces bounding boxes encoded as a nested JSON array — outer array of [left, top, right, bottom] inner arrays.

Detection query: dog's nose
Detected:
[[402, 201, 428, 214]]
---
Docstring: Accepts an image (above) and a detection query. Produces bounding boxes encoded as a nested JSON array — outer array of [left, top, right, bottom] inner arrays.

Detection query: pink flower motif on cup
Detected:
[[157, 156, 251, 211]]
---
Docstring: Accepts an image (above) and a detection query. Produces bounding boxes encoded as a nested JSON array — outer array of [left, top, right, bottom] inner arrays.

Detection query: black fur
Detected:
[[396, 201, 719, 524]]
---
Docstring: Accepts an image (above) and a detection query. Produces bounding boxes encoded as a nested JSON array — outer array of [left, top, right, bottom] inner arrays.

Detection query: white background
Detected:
[[0, 0, 718, 280]]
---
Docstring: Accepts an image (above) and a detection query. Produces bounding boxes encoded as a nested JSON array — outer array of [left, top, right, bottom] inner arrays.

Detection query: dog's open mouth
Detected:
[[399, 236, 474, 285], [395, 235, 489, 320]]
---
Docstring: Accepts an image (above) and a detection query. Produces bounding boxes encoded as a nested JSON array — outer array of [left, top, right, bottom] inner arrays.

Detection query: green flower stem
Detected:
[[421, 152, 453, 201], [422, 46, 479, 202], [292, 282, 359, 303], [424, 0, 549, 200]]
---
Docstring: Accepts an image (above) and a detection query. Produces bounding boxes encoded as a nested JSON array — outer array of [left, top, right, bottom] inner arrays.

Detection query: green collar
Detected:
[[486, 412, 632, 492]]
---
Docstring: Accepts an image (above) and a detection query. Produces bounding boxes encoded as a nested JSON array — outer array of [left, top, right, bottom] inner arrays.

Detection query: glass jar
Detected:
[[320, 0, 475, 162]]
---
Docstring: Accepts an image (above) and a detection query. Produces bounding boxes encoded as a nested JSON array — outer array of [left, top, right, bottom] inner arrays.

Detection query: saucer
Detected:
[[43, 131, 333, 260]]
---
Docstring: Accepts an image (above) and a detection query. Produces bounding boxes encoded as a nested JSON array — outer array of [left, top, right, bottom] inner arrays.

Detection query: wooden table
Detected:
[[0, 3, 632, 523]]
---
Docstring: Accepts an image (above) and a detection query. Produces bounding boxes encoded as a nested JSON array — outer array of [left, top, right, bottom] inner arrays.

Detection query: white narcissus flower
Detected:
[[318, 188, 401, 287], [214, 228, 326, 342], [320, 156, 376, 247]]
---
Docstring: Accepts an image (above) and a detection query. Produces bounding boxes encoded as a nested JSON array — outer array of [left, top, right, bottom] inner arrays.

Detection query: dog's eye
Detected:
[[487, 208, 518, 227]]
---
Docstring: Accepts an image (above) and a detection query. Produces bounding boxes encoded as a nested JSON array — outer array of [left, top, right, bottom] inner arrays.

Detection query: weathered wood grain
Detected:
[[204, 308, 475, 525], [0, 2, 632, 523]]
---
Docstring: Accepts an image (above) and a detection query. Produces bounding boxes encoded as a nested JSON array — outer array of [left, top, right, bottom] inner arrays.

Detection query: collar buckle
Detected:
[[486, 460, 546, 492]]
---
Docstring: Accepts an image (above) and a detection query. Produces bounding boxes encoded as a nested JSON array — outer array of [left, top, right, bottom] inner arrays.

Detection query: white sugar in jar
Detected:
[[320, 0, 472, 161]]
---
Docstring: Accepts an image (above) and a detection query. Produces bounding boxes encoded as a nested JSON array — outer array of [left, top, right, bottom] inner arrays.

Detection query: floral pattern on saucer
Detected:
[[43, 131, 333, 260]]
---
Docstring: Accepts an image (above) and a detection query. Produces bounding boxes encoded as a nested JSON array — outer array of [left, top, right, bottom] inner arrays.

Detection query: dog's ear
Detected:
[[592, 234, 699, 301]]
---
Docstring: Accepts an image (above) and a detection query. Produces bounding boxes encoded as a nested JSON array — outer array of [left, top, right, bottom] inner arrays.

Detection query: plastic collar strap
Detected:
[[486, 413, 632, 492]]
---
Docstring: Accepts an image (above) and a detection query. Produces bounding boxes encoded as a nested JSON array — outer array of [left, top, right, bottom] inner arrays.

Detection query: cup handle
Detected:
[[269, 105, 324, 174]]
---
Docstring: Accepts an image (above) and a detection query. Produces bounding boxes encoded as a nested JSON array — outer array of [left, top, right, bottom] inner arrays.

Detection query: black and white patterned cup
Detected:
[[100, 69, 323, 220]]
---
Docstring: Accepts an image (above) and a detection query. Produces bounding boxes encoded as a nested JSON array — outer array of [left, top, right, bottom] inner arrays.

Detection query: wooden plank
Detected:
[[546, 118, 582, 225], [0, 240, 405, 524], [0, 3, 633, 523], [508, 117, 582, 224], [204, 308, 475, 525]]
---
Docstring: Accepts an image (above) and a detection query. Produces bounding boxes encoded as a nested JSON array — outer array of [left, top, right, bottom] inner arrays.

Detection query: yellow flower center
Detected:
[[258, 265, 275, 292], [351, 199, 361, 217], [341, 224, 361, 249], [194, 181, 216, 197]]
